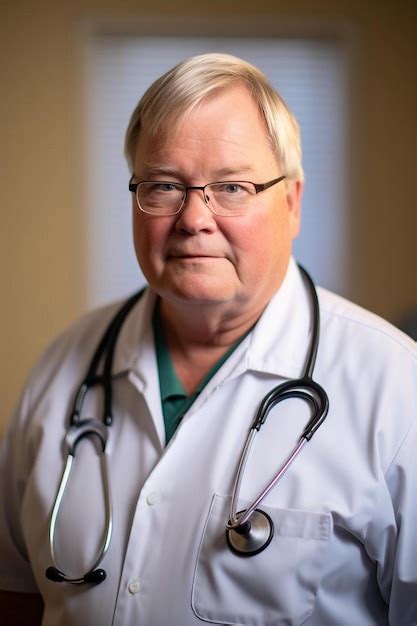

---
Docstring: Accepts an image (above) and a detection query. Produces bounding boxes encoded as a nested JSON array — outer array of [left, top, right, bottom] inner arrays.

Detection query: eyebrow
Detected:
[[139, 163, 256, 180], [213, 166, 255, 179], [141, 164, 182, 178]]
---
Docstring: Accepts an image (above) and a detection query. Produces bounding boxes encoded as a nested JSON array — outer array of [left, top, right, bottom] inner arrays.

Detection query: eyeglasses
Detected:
[[128, 175, 286, 217]]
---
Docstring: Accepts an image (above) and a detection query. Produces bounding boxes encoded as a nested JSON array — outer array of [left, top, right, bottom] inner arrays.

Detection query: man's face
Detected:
[[132, 85, 302, 318]]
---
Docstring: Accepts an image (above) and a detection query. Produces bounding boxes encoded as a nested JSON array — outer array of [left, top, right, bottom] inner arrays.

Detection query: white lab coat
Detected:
[[0, 259, 416, 626]]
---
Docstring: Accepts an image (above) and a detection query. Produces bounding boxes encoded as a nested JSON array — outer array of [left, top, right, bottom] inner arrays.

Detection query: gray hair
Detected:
[[125, 52, 304, 181]]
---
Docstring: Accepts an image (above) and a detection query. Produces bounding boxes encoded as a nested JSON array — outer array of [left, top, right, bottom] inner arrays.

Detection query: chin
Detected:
[[158, 276, 235, 306]]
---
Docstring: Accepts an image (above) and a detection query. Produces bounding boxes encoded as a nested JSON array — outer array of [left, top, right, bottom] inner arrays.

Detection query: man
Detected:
[[0, 53, 416, 625]]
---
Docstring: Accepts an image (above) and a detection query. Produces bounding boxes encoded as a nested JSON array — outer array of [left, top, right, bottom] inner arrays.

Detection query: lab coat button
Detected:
[[128, 579, 141, 594], [146, 492, 159, 505]]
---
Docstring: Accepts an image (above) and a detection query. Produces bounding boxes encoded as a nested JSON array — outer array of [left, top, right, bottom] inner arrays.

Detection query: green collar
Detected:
[[153, 307, 186, 402], [153, 304, 250, 443]]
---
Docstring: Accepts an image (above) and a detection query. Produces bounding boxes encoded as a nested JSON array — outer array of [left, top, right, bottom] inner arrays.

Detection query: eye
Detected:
[[150, 182, 178, 193], [219, 183, 245, 194]]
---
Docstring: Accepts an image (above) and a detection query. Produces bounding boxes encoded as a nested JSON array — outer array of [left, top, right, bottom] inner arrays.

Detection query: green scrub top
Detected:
[[153, 306, 250, 443]]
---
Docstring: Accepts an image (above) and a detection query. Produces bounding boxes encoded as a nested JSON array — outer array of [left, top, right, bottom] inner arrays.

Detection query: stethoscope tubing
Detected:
[[226, 265, 329, 537], [227, 436, 307, 529], [46, 290, 144, 584], [47, 446, 113, 584]]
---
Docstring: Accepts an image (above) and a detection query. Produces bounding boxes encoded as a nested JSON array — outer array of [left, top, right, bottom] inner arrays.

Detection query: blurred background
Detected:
[[1, 0, 416, 436]]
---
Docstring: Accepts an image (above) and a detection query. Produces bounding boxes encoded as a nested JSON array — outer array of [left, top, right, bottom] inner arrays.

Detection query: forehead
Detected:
[[134, 85, 276, 174]]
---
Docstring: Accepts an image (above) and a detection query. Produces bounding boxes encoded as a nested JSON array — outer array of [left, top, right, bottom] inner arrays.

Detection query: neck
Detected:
[[159, 297, 264, 348], [157, 299, 264, 394]]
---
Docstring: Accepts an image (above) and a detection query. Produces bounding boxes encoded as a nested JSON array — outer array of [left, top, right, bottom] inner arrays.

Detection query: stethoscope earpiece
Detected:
[[45, 566, 107, 585], [84, 568, 107, 584], [45, 566, 65, 583]]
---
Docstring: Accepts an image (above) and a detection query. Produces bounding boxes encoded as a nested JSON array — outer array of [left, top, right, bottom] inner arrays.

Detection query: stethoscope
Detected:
[[45, 289, 144, 585], [225, 266, 328, 556], [45, 265, 328, 585]]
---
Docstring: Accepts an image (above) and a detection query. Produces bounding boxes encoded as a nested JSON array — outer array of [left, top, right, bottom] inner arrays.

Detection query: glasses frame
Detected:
[[128, 175, 286, 216]]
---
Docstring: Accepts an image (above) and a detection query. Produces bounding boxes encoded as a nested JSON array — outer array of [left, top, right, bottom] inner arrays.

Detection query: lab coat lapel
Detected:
[[246, 258, 313, 380], [111, 288, 167, 449]]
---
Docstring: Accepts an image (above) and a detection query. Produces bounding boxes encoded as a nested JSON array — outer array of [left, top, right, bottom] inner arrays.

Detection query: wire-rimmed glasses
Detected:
[[128, 175, 286, 217]]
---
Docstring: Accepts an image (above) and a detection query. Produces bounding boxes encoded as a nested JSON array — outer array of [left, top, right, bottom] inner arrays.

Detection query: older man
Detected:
[[1, 53, 416, 626]]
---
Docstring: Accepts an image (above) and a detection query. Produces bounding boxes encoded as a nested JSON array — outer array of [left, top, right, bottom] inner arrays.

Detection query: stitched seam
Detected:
[[319, 302, 416, 361]]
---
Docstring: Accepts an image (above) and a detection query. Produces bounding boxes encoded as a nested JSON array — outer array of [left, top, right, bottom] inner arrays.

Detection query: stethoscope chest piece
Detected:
[[226, 509, 274, 556]]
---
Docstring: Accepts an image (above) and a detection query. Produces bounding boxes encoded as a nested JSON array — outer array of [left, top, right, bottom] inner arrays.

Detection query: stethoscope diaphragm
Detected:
[[226, 509, 274, 556]]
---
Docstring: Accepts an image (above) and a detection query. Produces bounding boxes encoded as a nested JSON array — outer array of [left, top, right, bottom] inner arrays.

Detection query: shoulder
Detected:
[[317, 287, 416, 363], [316, 288, 416, 471], [27, 300, 123, 389], [316, 287, 416, 438], [18, 291, 148, 420], [316, 286, 416, 401]]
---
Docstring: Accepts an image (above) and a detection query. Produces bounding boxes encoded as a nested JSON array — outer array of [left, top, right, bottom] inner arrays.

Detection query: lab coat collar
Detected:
[[112, 256, 313, 383], [112, 286, 158, 383], [244, 257, 313, 380], [111, 286, 166, 448]]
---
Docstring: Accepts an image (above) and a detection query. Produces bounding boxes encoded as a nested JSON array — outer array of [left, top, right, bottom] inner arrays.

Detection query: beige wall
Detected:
[[1, 0, 416, 435]]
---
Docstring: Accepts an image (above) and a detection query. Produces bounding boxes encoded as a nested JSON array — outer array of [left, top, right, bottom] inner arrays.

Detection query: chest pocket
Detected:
[[192, 494, 331, 626]]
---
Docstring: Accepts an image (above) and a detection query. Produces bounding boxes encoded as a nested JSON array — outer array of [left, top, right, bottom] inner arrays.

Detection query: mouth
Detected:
[[170, 254, 220, 260]]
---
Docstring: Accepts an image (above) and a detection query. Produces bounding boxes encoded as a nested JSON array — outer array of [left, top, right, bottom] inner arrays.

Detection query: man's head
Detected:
[[125, 53, 303, 183], [126, 54, 303, 320]]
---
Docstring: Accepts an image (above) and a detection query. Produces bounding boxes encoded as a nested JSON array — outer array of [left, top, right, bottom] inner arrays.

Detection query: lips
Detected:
[[168, 251, 220, 259]]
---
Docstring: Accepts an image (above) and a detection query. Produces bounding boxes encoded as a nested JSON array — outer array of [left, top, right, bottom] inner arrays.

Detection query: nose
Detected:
[[174, 187, 217, 235]]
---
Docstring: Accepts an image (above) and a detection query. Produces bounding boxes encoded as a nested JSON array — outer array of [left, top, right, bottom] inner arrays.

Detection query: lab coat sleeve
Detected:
[[361, 349, 417, 626], [356, 333, 417, 625], [384, 418, 417, 625], [0, 387, 40, 593]]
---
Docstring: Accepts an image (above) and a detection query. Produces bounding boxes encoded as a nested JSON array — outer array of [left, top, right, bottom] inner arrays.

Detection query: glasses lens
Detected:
[[206, 182, 257, 216], [137, 182, 184, 215]]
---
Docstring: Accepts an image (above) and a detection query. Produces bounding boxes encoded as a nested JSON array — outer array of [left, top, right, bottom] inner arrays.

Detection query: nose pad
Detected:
[[175, 188, 216, 232], [181, 188, 215, 216], [184, 187, 210, 209]]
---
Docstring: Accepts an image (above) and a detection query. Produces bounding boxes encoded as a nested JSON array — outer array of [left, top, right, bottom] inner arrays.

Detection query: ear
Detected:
[[286, 180, 303, 240]]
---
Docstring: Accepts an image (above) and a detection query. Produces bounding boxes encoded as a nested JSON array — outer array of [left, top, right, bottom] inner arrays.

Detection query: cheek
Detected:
[[224, 209, 293, 281], [226, 212, 286, 260], [132, 212, 146, 267], [132, 211, 169, 270]]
